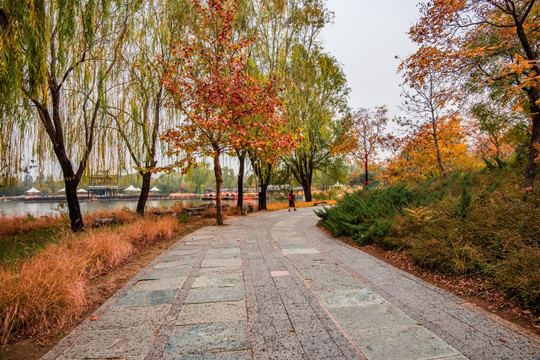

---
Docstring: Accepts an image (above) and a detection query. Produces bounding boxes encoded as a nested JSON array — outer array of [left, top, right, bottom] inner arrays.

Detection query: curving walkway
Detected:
[[44, 208, 540, 360]]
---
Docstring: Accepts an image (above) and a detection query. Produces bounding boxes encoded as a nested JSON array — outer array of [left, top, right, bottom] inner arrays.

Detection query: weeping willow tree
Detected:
[[242, 0, 333, 208], [243, 0, 349, 203], [284, 45, 349, 201], [104, 0, 191, 216], [0, 0, 137, 231]]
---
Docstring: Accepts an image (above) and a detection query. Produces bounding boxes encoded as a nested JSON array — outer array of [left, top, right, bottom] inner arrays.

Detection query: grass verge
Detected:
[[0, 216, 178, 345]]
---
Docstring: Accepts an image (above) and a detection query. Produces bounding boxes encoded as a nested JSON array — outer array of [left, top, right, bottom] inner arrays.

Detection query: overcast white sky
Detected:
[[320, 0, 421, 117]]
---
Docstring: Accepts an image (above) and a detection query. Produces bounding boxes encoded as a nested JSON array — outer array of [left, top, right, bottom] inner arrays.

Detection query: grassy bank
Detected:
[[316, 164, 540, 320], [0, 210, 138, 268]]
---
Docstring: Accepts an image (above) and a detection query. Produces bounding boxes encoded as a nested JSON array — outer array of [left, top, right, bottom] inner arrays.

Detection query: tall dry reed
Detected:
[[0, 215, 179, 345], [0, 244, 86, 344], [0, 207, 136, 239]]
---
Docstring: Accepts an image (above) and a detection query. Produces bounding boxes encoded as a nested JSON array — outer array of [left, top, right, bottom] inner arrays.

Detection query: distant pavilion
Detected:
[[87, 170, 118, 198]]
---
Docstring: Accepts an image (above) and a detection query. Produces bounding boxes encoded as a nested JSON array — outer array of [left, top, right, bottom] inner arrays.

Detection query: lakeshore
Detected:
[[0, 196, 264, 217], [0, 198, 202, 217]]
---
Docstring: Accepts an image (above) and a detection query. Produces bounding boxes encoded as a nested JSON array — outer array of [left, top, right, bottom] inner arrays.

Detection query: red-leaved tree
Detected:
[[160, 0, 297, 224]]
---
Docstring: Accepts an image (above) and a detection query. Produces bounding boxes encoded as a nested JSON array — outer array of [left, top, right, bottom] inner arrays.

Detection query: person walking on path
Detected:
[[288, 190, 296, 211]]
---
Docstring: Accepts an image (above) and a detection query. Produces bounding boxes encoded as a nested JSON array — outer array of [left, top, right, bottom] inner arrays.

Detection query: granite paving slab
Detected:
[[331, 303, 417, 331], [86, 304, 171, 330], [114, 289, 178, 307], [202, 258, 242, 268], [163, 321, 250, 356], [198, 265, 242, 274], [131, 277, 187, 291], [184, 286, 244, 303], [176, 301, 247, 325], [163, 350, 252, 360], [192, 273, 243, 288], [140, 266, 192, 280], [349, 325, 462, 360], [319, 288, 387, 309], [57, 325, 157, 359]]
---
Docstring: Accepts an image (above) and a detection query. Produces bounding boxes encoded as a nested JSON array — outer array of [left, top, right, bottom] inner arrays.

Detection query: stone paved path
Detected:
[[44, 208, 540, 360]]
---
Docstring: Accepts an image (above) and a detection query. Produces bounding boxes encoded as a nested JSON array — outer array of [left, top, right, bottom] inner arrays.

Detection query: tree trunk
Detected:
[[364, 154, 369, 184], [213, 152, 224, 225], [290, 154, 314, 202], [524, 104, 540, 190], [33, 96, 85, 232], [236, 149, 246, 210], [136, 171, 152, 216], [260, 182, 268, 210], [433, 133, 447, 178], [64, 177, 84, 232], [258, 168, 272, 210], [301, 177, 312, 202]]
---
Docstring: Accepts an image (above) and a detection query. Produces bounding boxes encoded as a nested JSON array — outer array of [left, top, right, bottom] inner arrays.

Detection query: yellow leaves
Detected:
[[404, 206, 434, 225], [330, 133, 356, 156], [382, 118, 474, 183], [533, 142, 540, 164]]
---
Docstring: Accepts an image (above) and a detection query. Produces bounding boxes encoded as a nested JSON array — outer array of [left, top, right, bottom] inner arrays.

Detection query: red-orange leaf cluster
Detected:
[[161, 0, 296, 166], [159, 0, 298, 223]]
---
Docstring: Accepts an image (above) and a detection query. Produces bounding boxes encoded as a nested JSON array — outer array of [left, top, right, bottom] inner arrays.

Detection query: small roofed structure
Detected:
[[77, 188, 90, 198], [124, 185, 137, 192], [88, 170, 119, 198], [150, 186, 160, 192], [330, 182, 345, 190], [25, 187, 41, 198]]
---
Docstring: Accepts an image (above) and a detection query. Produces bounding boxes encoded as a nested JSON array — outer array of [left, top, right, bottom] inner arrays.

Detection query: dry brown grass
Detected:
[[123, 217, 179, 247], [267, 200, 337, 211], [0, 208, 135, 239], [0, 215, 68, 238], [169, 201, 198, 214], [0, 215, 179, 345], [0, 245, 86, 344], [82, 208, 138, 225]]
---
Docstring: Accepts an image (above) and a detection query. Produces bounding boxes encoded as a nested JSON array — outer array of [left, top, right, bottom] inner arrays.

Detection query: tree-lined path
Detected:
[[44, 208, 540, 359]]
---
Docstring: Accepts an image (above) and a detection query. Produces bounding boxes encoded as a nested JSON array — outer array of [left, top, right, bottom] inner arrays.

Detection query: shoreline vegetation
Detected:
[[0, 202, 207, 353]]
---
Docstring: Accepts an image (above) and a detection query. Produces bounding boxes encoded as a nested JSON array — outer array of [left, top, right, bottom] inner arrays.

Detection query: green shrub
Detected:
[[492, 247, 540, 315], [316, 165, 540, 317], [455, 184, 472, 218], [482, 156, 496, 169], [315, 183, 416, 243]]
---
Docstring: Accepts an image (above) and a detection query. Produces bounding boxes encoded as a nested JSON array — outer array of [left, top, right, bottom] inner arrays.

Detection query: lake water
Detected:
[[0, 199, 209, 217]]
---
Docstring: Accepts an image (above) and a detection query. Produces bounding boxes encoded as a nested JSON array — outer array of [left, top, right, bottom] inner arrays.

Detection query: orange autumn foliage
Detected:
[[381, 119, 477, 183], [405, 0, 540, 189]]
